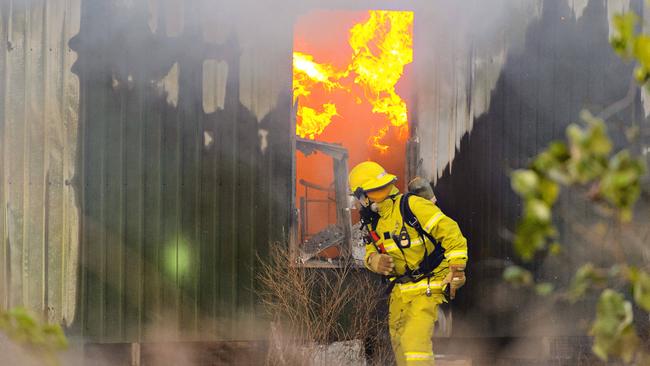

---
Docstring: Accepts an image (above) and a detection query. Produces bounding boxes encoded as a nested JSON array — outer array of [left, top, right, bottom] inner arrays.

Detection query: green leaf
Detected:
[[568, 264, 607, 303], [600, 150, 647, 218], [631, 270, 650, 312], [566, 123, 584, 147], [584, 121, 612, 156], [531, 141, 571, 184], [633, 35, 650, 69], [590, 289, 639, 363], [634, 65, 650, 84], [525, 199, 551, 223], [610, 13, 638, 57], [511, 169, 539, 198], [503, 265, 533, 287], [538, 178, 560, 205], [0, 306, 68, 363], [535, 282, 554, 296], [548, 242, 562, 256], [513, 216, 554, 261], [565, 118, 612, 183]]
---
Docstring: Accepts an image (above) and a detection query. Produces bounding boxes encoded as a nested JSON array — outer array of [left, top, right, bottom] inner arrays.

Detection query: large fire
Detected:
[[293, 10, 413, 152], [294, 10, 413, 244]]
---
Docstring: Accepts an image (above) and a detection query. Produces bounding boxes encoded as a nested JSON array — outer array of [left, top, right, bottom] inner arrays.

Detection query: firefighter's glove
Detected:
[[368, 253, 394, 275], [443, 265, 466, 299]]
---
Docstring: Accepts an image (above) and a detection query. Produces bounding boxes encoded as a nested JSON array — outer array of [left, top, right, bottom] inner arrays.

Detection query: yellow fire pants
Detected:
[[389, 284, 445, 366]]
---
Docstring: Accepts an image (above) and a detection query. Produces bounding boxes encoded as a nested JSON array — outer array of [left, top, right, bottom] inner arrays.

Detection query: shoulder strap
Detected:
[[400, 193, 439, 246], [398, 193, 447, 280]]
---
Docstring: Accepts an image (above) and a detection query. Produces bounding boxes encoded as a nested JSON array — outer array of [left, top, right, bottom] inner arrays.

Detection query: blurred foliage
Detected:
[[590, 290, 639, 363], [509, 112, 645, 262], [0, 307, 68, 365], [628, 267, 650, 312], [567, 264, 609, 303], [534, 283, 555, 297], [503, 10, 650, 365], [611, 13, 650, 84], [502, 265, 533, 287]]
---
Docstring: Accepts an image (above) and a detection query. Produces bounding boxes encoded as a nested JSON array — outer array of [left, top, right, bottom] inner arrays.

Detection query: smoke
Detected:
[[5, 0, 649, 364]]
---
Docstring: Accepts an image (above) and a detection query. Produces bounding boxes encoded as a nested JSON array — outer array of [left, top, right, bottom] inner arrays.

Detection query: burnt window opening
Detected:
[[294, 139, 353, 267], [290, 9, 415, 268]]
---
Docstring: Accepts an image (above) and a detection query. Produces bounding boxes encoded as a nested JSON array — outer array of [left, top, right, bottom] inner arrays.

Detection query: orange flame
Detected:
[[293, 52, 342, 102], [369, 125, 390, 153], [349, 11, 412, 128], [293, 10, 413, 151], [296, 103, 339, 139]]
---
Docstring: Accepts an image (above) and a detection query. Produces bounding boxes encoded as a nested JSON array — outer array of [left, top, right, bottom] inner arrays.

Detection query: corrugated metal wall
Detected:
[[68, 0, 293, 341], [431, 0, 650, 337], [0, 0, 81, 325]]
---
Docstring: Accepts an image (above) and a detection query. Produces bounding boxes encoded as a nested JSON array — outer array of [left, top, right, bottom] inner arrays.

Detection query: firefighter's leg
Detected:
[[388, 290, 407, 366], [394, 292, 444, 365]]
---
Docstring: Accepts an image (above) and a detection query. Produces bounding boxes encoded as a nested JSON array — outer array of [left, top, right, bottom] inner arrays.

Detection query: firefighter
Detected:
[[349, 161, 468, 366]]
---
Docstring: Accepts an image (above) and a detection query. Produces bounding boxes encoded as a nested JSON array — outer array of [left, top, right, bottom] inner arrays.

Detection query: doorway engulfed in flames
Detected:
[[293, 10, 414, 254]]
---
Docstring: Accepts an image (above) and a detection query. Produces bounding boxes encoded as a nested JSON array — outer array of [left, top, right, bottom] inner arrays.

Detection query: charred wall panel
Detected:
[[70, 1, 292, 341], [431, 0, 650, 337]]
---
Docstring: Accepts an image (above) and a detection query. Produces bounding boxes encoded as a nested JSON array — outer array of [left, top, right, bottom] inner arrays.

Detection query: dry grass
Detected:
[[257, 243, 393, 365]]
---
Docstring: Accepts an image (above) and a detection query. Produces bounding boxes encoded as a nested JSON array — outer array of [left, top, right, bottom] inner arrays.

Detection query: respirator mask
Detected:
[[353, 187, 379, 212]]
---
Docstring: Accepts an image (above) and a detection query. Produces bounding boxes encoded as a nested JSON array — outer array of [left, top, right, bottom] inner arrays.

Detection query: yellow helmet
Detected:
[[348, 161, 397, 195]]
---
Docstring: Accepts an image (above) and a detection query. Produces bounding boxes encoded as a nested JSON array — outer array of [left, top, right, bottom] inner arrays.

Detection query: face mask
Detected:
[[353, 187, 379, 212], [353, 187, 370, 207]]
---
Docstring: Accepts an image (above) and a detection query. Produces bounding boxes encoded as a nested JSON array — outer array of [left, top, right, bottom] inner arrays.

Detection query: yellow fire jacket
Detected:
[[364, 188, 468, 296]]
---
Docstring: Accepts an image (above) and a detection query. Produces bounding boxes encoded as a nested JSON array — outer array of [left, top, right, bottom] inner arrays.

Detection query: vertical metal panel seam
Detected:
[[194, 77, 201, 335], [212, 101, 219, 327], [6, 0, 12, 310], [175, 64, 182, 335], [99, 71, 107, 340], [0, 0, 9, 310], [21, 1, 31, 307], [228, 54, 237, 329], [41, 0, 49, 317], [433, 49, 439, 178], [156, 85, 163, 329], [78, 1, 86, 335], [59, 0, 67, 325], [138, 78, 145, 341], [120, 71, 127, 340]]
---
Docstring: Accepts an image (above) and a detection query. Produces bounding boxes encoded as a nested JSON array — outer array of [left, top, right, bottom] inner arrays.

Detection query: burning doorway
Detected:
[[292, 10, 414, 266]]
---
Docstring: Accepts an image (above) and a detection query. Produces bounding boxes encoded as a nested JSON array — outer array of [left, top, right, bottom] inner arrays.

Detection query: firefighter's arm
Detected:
[[364, 243, 378, 271], [431, 213, 468, 298], [411, 197, 468, 297], [364, 244, 394, 275], [410, 197, 468, 264]]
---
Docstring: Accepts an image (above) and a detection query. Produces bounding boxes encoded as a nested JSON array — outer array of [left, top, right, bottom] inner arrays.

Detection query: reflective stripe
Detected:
[[423, 212, 444, 232], [405, 352, 434, 361], [410, 237, 424, 247], [383, 237, 425, 253], [398, 280, 443, 293], [383, 243, 397, 251], [445, 250, 468, 260]]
